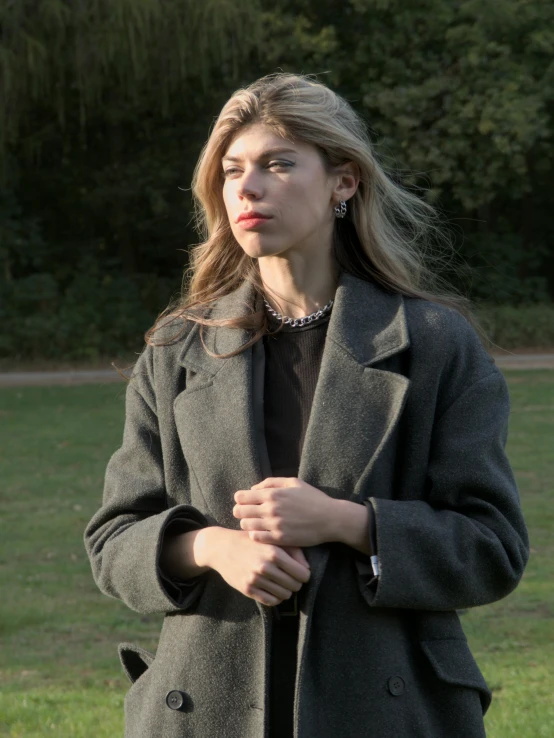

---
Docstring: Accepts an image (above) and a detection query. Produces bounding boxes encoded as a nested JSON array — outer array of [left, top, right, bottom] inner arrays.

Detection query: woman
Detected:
[[84, 73, 529, 738]]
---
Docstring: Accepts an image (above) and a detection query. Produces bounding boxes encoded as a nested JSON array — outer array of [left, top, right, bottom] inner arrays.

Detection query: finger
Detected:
[[284, 546, 311, 569], [248, 587, 285, 607], [233, 504, 266, 519], [256, 576, 294, 601], [234, 488, 268, 504], [250, 477, 292, 489], [255, 565, 303, 594], [239, 518, 273, 531], [275, 548, 311, 583], [249, 530, 281, 544], [250, 538, 311, 583]]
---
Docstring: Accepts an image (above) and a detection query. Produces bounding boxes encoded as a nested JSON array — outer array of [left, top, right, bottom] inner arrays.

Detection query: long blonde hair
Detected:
[[147, 72, 472, 357]]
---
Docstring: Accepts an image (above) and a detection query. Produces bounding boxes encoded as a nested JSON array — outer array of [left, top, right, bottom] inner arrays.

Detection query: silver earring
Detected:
[[334, 200, 347, 218]]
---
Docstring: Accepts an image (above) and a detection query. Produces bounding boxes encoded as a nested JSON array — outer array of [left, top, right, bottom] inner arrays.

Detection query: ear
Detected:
[[331, 161, 360, 205]]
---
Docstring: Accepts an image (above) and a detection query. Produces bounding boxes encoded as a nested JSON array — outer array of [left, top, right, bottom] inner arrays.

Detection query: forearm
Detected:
[[328, 499, 371, 555], [159, 525, 225, 579]]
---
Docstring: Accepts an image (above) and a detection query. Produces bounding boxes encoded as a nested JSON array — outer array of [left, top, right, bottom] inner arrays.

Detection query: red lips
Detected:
[[236, 211, 272, 223]]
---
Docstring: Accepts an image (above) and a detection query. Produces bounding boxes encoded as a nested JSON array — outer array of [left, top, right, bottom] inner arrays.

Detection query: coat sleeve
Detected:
[[356, 366, 529, 611], [84, 364, 211, 615]]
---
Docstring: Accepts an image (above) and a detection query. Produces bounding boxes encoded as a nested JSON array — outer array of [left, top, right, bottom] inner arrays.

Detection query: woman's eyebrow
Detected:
[[222, 148, 298, 163]]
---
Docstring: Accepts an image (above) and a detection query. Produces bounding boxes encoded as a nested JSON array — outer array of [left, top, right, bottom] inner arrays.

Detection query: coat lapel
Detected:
[[286, 273, 411, 705], [297, 271, 411, 503], [173, 279, 264, 530], [291, 272, 411, 654]]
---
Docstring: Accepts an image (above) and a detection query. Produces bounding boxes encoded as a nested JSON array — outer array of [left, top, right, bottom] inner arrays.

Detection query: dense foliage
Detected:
[[1, 0, 552, 359]]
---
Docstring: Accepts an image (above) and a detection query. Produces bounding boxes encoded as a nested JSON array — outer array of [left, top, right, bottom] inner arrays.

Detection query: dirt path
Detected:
[[491, 353, 554, 370], [0, 369, 125, 387], [1, 353, 553, 387]]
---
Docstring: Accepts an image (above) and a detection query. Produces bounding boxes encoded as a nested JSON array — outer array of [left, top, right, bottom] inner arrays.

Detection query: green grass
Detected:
[[0, 384, 162, 737], [0, 373, 552, 736]]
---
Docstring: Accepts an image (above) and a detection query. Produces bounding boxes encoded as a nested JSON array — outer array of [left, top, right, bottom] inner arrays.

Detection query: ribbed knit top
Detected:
[[262, 311, 331, 477], [262, 308, 333, 738]]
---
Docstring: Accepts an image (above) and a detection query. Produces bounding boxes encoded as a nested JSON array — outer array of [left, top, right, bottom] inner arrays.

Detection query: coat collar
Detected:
[[177, 270, 410, 376]]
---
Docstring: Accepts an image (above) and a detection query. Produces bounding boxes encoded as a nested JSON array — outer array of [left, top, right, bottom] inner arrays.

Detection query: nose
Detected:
[[237, 167, 264, 200]]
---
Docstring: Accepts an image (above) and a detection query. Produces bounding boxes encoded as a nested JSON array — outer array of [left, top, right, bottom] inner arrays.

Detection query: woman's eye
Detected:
[[267, 160, 294, 170], [222, 161, 294, 178]]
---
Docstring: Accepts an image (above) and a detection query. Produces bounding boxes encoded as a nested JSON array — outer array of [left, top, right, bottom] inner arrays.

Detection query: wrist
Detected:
[[193, 526, 227, 570], [329, 500, 371, 555], [323, 498, 350, 544]]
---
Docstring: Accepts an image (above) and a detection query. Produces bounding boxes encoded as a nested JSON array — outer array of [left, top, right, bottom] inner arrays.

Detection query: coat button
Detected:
[[166, 690, 186, 711], [388, 676, 405, 696]]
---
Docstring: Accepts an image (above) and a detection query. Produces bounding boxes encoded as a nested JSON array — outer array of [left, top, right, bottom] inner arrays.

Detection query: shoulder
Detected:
[[402, 294, 500, 399], [149, 311, 198, 343], [128, 314, 197, 409], [403, 295, 479, 345]]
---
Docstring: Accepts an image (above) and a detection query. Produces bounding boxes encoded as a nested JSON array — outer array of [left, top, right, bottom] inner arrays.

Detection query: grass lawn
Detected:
[[0, 372, 552, 736]]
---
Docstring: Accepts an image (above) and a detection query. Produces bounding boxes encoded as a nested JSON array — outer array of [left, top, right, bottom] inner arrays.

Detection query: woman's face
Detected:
[[221, 123, 339, 260]]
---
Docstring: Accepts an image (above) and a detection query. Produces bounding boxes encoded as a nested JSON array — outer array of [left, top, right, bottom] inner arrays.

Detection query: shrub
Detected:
[[0, 265, 177, 360], [477, 304, 554, 350], [2, 273, 554, 360]]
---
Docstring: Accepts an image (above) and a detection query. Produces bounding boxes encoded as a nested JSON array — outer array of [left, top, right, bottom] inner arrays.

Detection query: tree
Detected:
[[0, 0, 263, 181], [257, 0, 554, 301]]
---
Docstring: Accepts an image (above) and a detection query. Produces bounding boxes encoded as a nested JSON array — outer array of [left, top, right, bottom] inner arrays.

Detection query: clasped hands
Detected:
[[233, 476, 336, 548], [202, 477, 367, 607], [222, 477, 334, 607]]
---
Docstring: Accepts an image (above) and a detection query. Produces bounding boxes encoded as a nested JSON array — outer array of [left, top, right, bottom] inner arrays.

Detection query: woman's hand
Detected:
[[200, 527, 311, 606], [233, 477, 336, 547]]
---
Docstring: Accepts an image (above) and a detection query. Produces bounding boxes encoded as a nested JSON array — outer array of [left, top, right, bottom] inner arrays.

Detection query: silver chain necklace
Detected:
[[263, 297, 334, 328]]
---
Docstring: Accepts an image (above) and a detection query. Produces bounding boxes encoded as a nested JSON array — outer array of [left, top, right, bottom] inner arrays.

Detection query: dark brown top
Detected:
[[263, 310, 331, 738], [262, 312, 331, 477]]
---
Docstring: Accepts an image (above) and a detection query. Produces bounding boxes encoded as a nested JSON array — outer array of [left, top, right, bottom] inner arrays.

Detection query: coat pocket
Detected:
[[118, 642, 156, 684], [420, 638, 492, 715]]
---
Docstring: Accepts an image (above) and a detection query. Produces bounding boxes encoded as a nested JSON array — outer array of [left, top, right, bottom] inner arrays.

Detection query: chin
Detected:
[[239, 240, 288, 259]]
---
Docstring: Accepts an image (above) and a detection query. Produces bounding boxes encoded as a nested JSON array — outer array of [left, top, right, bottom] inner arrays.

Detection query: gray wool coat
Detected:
[[84, 271, 529, 738]]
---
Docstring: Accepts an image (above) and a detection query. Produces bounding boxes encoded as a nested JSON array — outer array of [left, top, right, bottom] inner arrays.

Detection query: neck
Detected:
[[258, 249, 339, 319]]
